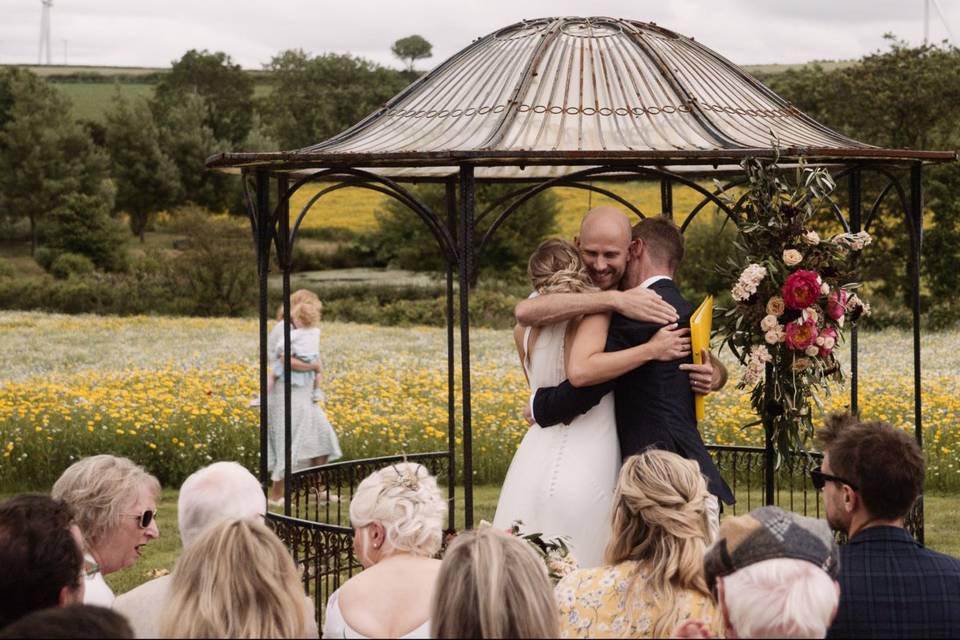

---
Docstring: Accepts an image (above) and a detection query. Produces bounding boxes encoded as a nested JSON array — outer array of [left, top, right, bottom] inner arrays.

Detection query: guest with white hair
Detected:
[[114, 461, 283, 638], [51, 455, 161, 607], [674, 506, 841, 639], [322, 462, 446, 639]]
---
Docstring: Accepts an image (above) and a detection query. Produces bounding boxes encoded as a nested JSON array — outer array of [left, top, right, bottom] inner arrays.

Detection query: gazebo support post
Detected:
[[763, 362, 776, 506], [445, 179, 458, 531], [660, 176, 673, 220], [909, 162, 925, 544], [255, 170, 271, 487], [279, 173, 293, 516], [458, 166, 475, 528], [848, 169, 862, 416]]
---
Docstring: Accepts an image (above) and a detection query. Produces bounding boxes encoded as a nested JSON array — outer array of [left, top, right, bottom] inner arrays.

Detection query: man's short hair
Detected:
[[0, 605, 133, 639], [0, 495, 83, 628], [817, 413, 924, 520], [178, 462, 265, 548], [632, 216, 684, 271]]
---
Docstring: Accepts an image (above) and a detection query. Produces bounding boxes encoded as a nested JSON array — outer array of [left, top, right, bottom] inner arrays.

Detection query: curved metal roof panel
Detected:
[[207, 17, 958, 171], [304, 17, 869, 155]]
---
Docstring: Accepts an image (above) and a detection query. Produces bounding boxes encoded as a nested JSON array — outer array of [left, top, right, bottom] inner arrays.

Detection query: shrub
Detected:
[[0, 258, 13, 279], [168, 207, 257, 316], [33, 247, 55, 271], [49, 252, 95, 279], [45, 191, 128, 272]]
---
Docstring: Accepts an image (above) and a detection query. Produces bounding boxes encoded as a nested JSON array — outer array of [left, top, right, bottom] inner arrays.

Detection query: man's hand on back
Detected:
[[614, 286, 678, 324]]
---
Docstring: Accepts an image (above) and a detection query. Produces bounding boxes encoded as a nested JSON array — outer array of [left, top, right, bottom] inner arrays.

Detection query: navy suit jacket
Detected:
[[828, 526, 960, 638], [531, 279, 734, 505]]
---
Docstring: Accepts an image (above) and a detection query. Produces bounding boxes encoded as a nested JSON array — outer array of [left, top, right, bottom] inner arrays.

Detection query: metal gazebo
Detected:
[[207, 17, 957, 629]]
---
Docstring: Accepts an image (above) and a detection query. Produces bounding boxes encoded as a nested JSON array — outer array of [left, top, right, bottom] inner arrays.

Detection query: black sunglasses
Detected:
[[810, 466, 858, 492], [122, 509, 156, 529]]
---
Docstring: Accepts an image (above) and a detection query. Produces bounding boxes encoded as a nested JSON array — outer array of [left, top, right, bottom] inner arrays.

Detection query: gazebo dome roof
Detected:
[[208, 17, 957, 174]]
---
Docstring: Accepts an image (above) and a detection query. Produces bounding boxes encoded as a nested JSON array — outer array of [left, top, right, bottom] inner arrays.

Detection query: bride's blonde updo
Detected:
[[604, 450, 712, 638], [527, 238, 598, 295], [349, 462, 446, 557]]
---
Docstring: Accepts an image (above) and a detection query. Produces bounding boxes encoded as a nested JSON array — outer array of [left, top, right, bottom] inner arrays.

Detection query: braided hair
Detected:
[[603, 450, 712, 638]]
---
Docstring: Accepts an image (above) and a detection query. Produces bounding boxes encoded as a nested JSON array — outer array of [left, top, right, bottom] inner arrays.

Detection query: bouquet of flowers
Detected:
[[716, 155, 871, 457], [509, 520, 579, 584]]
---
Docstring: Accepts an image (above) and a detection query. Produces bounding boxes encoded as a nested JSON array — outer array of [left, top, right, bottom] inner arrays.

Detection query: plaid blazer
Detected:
[[828, 526, 960, 639]]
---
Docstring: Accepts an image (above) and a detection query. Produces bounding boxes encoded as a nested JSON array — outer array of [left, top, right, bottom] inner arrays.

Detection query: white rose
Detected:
[[783, 249, 803, 266], [765, 330, 780, 345], [824, 336, 836, 349], [805, 345, 820, 357], [816, 336, 825, 346], [803, 308, 819, 323], [802, 230, 821, 246], [760, 314, 779, 331], [821, 283, 830, 295]]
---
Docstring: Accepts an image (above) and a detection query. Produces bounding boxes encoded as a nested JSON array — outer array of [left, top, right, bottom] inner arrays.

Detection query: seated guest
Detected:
[[0, 605, 133, 639], [323, 463, 446, 639], [432, 527, 559, 638], [158, 518, 312, 638], [700, 506, 841, 638], [817, 413, 960, 638], [555, 450, 720, 638], [51, 455, 160, 606], [114, 462, 315, 638], [0, 495, 85, 629]]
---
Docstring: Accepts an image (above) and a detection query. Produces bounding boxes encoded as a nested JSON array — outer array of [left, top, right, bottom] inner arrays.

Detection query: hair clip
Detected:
[[389, 463, 422, 491]]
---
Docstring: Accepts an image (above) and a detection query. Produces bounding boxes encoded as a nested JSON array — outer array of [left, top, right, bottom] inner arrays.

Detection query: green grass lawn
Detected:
[[32, 485, 952, 595]]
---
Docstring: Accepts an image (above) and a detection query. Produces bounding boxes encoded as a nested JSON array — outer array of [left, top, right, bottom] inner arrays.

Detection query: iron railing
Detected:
[[271, 444, 934, 635]]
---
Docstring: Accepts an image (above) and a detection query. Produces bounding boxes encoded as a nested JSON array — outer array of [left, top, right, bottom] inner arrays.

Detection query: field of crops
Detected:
[[2, 311, 959, 493], [291, 181, 721, 239]]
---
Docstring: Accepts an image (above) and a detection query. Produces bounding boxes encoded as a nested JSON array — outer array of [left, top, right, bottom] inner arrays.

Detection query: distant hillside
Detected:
[[1, 64, 273, 123], [1, 59, 856, 123]]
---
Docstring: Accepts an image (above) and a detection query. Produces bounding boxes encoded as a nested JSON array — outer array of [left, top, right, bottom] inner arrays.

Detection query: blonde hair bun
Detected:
[[349, 463, 445, 557]]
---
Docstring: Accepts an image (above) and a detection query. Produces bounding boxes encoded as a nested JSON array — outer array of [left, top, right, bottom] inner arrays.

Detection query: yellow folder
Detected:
[[690, 295, 713, 422]]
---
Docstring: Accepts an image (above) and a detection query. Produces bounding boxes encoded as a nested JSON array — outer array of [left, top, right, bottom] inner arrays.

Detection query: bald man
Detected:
[[517, 206, 724, 394]]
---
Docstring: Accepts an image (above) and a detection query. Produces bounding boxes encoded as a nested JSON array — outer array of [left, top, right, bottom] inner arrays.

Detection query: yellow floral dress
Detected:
[[555, 560, 724, 638]]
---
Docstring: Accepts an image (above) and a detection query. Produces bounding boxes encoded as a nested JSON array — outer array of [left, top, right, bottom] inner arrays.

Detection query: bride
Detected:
[[493, 239, 689, 567]]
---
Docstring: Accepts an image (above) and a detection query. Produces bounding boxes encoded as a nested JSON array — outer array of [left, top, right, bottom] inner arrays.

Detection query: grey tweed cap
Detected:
[[703, 505, 840, 591]]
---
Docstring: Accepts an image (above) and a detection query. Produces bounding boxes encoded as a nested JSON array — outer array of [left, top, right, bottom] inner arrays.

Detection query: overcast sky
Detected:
[[2, 0, 957, 70]]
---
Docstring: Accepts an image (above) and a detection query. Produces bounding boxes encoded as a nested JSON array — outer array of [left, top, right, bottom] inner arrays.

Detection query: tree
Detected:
[[153, 49, 255, 147], [765, 38, 960, 309], [372, 184, 560, 285], [157, 92, 233, 213], [260, 49, 409, 149], [391, 35, 433, 73], [105, 95, 181, 241], [45, 189, 128, 272], [0, 70, 109, 254]]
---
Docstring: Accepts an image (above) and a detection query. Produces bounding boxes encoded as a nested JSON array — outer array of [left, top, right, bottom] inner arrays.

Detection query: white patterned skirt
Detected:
[[266, 384, 342, 481]]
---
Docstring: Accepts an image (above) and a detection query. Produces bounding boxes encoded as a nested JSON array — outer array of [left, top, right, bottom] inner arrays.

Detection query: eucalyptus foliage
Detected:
[[716, 154, 870, 458]]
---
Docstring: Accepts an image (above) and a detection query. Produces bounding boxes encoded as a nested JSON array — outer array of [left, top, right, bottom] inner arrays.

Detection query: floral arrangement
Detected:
[[716, 156, 871, 457], [508, 520, 579, 584]]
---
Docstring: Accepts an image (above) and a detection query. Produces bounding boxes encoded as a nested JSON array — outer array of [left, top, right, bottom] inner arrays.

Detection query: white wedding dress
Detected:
[[493, 320, 620, 568]]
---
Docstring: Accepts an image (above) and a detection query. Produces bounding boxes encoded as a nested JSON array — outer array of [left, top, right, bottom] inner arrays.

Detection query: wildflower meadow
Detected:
[[1, 311, 959, 492]]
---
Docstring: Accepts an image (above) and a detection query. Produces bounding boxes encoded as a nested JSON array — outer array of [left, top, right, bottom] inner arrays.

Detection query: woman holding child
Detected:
[[263, 289, 341, 506]]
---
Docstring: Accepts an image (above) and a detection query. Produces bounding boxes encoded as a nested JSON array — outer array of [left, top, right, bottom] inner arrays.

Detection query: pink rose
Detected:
[[819, 326, 838, 357], [782, 270, 822, 310], [827, 289, 848, 321], [785, 317, 819, 351]]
